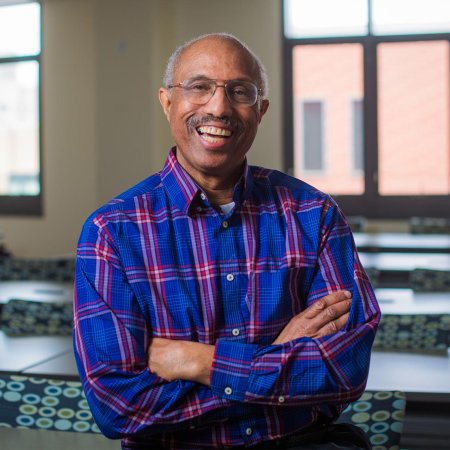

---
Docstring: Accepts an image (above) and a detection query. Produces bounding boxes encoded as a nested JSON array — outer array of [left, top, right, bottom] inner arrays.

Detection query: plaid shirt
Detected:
[[74, 148, 379, 449]]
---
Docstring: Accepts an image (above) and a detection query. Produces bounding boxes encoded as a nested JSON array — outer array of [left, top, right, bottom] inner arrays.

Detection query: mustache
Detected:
[[187, 114, 242, 132]]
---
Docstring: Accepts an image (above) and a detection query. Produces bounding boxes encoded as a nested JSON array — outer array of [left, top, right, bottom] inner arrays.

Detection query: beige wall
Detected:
[[0, 0, 282, 257]]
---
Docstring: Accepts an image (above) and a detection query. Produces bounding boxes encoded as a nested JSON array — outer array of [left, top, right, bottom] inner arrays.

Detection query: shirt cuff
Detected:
[[210, 339, 258, 401]]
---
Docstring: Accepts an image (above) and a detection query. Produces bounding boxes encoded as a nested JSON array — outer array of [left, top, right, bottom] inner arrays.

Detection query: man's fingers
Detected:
[[304, 290, 352, 319], [319, 312, 350, 338]]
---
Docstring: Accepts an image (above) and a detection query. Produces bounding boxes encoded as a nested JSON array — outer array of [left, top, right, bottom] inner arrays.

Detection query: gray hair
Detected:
[[162, 32, 269, 99]]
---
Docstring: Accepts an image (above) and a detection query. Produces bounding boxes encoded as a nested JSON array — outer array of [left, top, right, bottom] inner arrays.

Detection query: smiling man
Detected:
[[74, 33, 379, 449]]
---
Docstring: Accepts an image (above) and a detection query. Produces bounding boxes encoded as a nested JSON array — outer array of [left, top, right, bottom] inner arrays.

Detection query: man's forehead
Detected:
[[175, 37, 258, 80]]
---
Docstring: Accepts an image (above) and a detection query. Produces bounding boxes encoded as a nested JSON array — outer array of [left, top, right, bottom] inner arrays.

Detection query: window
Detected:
[[302, 101, 324, 171], [0, 1, 41, 215], [283, 0, 450, 218]]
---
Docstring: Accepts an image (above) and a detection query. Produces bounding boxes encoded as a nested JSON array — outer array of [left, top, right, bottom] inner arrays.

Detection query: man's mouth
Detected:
[[196, 126, 232, 143]]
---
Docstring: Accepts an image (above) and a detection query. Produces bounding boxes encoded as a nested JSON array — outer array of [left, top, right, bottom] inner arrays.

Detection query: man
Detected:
[[74, 33, 379, 449]]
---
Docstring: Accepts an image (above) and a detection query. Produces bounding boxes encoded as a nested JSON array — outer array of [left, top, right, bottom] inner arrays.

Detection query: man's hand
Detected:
[[272, 290, 352, 344], [148, 338, 214, 386], [148, 291, 351, 383]]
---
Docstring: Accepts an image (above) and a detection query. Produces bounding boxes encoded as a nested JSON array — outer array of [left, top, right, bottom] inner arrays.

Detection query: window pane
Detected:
[[293, 44, 364, 195], [352, 99, 364, 171], [378, 41, 450, 196], [0, 60, 40, 196], [302, 102, 324, 170], [0, 2, 40, 57], [372, 0, 450, 35], [284, 0, 368, 38]]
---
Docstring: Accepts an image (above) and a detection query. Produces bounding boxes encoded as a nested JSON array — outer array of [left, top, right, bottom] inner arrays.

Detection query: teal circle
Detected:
[[16, 415, 35, 427], [0, 423, 12, 428], [78, 399, 89, 410], [0, 379, 6, 389], [22, 393, 41, 405], [393, 399, 406, 410], [6, 382, 25, 392], [373, 392, 393, 401], [353, 401, 372, 412], [19, 404, 38, 415], [372, 410, 390, 421], [36, 417, 54, 429], [76, 410, 92, 421], [371, 422, 389, 433], [91, 423, 101, 433], [38, 407, 56, 418], [4, 391, 21, 402], [391, 421, 403, 433], [54, 419, 72, 431], [370, 433, 388, 445], [48, 380, 65, 386], [63, 387, 81, 398], [392, 410, 405, 421], [351, 412, 370, 423], [57, 408, 75, 419], [29, 378, 47, 384], [44, 386, 62, 396], [73, 421, 90, 432], [42, 396, 59, 407]]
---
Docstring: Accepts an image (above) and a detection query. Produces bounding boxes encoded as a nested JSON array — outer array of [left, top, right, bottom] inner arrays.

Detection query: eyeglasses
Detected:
[[167, 78, 262, 107]]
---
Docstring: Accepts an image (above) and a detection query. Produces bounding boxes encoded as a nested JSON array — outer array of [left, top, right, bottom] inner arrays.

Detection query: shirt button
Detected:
[[196, 206, 202, 212], [232, 328, 240, 336], [224, 387, 233, 395], [245, 427, 253, 436], [200, 193, 206, 200], [226, 273, 234, 282], [222, 221, 229, 228], [278, 395, 285, 403]]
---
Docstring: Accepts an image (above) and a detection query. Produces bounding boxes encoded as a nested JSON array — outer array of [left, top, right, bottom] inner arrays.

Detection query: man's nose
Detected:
[[203, 85, 233, 116]]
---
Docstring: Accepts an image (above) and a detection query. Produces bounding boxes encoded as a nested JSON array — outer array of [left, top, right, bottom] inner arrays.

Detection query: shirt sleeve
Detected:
[[73, 216, 228, 439], [210, 201, 380, 408]]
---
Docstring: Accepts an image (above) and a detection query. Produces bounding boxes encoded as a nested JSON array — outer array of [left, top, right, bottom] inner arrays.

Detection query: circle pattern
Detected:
[[0, 375, 100, 434], [337, 390, 406, 450]]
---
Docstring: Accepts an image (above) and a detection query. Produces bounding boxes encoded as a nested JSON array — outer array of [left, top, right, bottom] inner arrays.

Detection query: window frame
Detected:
[[282, 3, 450, 219], [0, 0, 42, 216]]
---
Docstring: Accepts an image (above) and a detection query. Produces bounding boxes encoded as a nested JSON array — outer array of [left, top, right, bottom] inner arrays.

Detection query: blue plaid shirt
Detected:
[[74, 148, 379, 449]]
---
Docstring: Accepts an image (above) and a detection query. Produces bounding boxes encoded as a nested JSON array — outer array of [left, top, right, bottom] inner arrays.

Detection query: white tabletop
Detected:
[[367, 351, 450, 393], [359, 252, 450, 271], [0, 331, 72, 373], [23, 351, 78, 378], [354, 232, 450, 252], [0, 280, 73, 304], [375, 288, 450, 314]]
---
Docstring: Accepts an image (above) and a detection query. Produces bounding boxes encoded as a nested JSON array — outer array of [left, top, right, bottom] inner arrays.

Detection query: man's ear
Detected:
[[258, 99, 270, 123], [159, 87, 171, 121]]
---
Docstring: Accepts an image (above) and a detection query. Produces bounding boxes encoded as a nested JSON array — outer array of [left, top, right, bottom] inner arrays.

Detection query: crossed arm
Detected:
[[148, 290, 352, 386]]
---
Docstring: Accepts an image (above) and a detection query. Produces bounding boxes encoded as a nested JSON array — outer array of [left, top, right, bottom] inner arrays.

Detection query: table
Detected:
[[0, 280, 73, 304], [23, 351, 78, 379], [354, 232, 450, 254], [375, 288, 450, 314], [359, 252, 450, 272], [367, 351, 450, 394], [0, 331, 72, 374]]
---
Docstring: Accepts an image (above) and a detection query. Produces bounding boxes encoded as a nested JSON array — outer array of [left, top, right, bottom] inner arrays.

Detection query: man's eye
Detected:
[[231, 86, 251, 97], [187, 82, 211, 92]]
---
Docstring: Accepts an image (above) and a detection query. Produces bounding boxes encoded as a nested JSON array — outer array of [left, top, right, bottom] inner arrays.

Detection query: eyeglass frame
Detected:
[[167, 77, 263, 107]]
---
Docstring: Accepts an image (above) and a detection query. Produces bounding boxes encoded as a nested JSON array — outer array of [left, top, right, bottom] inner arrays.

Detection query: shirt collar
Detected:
[[161, 147, 254, 215]]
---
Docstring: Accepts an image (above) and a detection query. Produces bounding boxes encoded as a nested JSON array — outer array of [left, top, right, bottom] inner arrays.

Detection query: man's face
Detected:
[[159, 38, 269, 184]]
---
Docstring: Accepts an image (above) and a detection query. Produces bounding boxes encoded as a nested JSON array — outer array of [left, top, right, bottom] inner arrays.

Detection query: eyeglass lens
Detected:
[[183, 79, 258, 106]]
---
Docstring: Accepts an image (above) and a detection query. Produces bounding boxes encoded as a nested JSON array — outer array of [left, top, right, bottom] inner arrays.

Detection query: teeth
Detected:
[[197, 126, 232, 137]]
